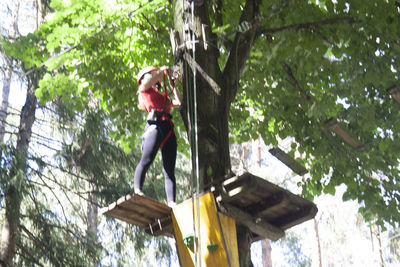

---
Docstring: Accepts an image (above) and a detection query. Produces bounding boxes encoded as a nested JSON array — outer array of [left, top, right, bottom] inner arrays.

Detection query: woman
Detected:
[[134, 66, 182, 207]]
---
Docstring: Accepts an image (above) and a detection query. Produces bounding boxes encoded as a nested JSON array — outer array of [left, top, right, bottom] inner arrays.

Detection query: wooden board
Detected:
[[214, 172, 318, 241], [100, 193, 173, 237], [269, 147, 308, 176], [325, 118, 365, 151]]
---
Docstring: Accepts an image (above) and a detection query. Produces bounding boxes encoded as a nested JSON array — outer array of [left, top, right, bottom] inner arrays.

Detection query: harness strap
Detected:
[[160, 129, 173, 149], [143, 121, 174, 149]]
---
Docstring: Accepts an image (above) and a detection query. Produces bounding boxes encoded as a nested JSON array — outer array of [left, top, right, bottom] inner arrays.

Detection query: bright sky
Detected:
[[0, 0, 36, 110]]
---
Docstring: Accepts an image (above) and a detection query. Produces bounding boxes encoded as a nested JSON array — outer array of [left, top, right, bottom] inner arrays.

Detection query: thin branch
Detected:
[[15, 245, 45, 267], [28, 166, 96, 208], [141, 13, 159, 33], [280, 61, 314, 102], [224, 0, 261, 103], [259, 17, 357, 35], [19, 225, 67, 266], [0, 130, 17, 136], [31, 139, 62, 152], [26, 154, 93, 184], [0, 118, 19, 129], [32, 170, 69, 223], [312, 26, 335, 46], [31, 131, 65, 146]]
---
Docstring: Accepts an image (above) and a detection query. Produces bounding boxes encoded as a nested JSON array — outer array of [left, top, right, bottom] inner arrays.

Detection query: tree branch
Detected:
[[223, 0, 262, 104], [280, 61, 313, 102], [259, 17, 357, 36]]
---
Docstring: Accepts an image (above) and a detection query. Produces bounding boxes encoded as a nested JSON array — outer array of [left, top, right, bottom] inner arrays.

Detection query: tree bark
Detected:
[[0, 70, 38, 266], [0, 68, 12, 144], [173, 0, 261, 265], [314, 218, 322, 267], [173, 0, 261, 266], [0, 0, 19, 147], [261, 239, 272, 267]]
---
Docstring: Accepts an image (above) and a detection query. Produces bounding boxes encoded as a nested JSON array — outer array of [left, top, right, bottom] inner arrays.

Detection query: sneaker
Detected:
[[134, 188, 144, 196], [168, 201, 176, 207]]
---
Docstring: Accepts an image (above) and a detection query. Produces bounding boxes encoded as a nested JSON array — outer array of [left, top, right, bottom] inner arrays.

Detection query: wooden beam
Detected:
[[325, 118, 365, 151], [271, 205, 318, 230], [269, 147, 308, 176], [215, 174, 258, 204], [388, 86, 400, 104], [246, 191, 289, 218], [221, 203, 285, 241]]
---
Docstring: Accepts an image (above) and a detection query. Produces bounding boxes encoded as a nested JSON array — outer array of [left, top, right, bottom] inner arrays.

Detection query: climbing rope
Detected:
[[181, 0, 201, 265]]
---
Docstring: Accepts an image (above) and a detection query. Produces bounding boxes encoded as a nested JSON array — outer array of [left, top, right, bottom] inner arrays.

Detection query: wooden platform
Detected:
[[214, 172, 318, 241], [101, 172, 317, 242], [100, 193, 174, 237]]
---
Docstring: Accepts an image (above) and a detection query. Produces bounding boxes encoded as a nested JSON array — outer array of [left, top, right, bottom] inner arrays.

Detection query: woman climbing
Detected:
[[134, 66, 182, 207]]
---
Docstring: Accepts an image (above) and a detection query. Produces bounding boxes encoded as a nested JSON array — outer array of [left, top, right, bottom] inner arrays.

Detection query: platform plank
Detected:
[[215, 172, 318, 241], [101, 193, 173, 237]]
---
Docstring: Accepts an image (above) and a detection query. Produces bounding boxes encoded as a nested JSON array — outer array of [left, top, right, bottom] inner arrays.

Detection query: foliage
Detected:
[[274, 231, 310, 267], [2, 0, 400, 255], [230, 0, 400, 227]]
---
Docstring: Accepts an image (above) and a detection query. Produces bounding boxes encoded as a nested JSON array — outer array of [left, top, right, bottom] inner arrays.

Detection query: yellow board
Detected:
[[172, 192, 239, 267]]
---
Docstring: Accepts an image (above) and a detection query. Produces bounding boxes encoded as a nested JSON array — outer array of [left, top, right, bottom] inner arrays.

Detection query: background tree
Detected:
[[0, 0, 19, 148], [2, 0, 400, 266]]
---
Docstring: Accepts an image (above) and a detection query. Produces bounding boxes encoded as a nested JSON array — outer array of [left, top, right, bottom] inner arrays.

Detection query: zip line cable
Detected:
[[23, 0, 160, 77]]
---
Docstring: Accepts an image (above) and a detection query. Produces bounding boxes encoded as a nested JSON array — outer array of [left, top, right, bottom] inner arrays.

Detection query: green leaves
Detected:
[[227, 0, 400, 226], [4, 0, 400, 228]]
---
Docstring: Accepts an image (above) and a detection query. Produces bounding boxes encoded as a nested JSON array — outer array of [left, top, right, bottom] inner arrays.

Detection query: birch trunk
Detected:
[[0, 68, 12, 144], [0, 0, 19, 146]]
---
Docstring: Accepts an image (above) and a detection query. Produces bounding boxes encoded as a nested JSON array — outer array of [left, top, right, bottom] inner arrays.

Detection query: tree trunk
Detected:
[[314, 218, 322, 267], [173, 0, 261, 265], [0, 70, 38, 266], [261, 239, 272, 267], [256, 134, 272, 267], [0, 68, 12, 144], [87, 184, 98, 237], [377, 226, 384, 267], [0, 0, 19, 147], [87, 183, 99, 267]]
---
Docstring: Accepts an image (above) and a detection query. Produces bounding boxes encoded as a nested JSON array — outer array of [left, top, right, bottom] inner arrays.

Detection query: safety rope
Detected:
[[190, 0, 202, 265], [181, 0, 201, 265]]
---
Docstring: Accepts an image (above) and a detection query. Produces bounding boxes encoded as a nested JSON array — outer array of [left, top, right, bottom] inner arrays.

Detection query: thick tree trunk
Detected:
[[237, 226, 253, 267], [0, 71, 38, 266], [173, 1, 261, 266]]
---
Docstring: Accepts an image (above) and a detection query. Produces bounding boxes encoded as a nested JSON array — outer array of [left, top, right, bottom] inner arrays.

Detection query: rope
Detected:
[[190, 0, 202, 265], [181, 0, 201, 265]]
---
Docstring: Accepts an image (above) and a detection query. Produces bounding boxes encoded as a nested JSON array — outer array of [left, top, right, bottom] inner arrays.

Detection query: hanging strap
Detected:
[[160, 127, 173, 149]]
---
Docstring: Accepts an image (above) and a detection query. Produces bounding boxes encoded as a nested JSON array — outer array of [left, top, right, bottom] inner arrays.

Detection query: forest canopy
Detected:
[[1, 0, 400, 265], [4, 0, 399, 225]]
